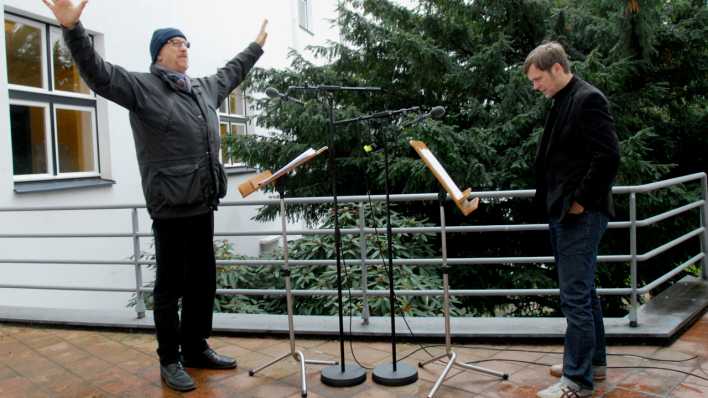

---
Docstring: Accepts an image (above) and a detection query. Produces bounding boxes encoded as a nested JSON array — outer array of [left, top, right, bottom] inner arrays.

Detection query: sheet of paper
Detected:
[[420, 148, 463, 200], [257, 147, 324, 186]]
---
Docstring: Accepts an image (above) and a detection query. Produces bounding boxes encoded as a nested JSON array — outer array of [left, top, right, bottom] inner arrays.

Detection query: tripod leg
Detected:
[[419, 352, 448, 368], [296, 351, 307, 397], [249, 352, 291, 376], [427, 351, 457, 398], [458, 361, 509, 379], [306, 359, 338, 365]]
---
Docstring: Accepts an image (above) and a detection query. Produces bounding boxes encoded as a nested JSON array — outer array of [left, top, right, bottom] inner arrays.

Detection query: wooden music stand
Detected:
[[410, 140, 508, 398], [241, 147, 336, 398]]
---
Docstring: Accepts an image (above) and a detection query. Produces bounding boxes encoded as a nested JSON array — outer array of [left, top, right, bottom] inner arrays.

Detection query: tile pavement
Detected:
[[0, 312, 705, 397]]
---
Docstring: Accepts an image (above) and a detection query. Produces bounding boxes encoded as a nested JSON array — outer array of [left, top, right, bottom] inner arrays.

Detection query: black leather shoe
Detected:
[[183, 348, 237, 369], [160, 362, 196, 392]]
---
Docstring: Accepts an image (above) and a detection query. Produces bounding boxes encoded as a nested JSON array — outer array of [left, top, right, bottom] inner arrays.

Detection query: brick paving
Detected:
[[0, 312, 706, 397]]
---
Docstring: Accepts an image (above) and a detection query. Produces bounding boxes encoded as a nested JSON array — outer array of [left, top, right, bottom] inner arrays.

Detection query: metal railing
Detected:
[[0, 172, 706, 327]]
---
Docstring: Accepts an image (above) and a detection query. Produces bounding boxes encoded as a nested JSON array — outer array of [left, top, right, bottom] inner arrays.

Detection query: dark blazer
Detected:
[[534, 76, 620, 221]]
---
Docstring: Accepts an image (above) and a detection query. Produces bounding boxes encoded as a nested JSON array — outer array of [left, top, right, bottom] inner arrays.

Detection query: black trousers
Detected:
[[152, 211, 216, 365]]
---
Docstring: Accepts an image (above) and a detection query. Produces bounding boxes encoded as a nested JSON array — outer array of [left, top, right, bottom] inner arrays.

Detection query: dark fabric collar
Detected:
[[552, 75, 577, 103], [150, 63, 192, 93]]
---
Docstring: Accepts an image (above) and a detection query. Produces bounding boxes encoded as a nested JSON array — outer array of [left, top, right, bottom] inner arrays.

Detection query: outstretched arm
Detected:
[[44, 0, 142, 111], [255, 19, 268, 48], [41, 0, 87, 29], [206, 19, 268, 106]]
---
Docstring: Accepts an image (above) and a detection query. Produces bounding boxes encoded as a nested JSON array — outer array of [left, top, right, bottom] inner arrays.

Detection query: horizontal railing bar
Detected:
[[637, 227, 705, 262], [0, 284, 137, 292], [638, 253, 705, 294], [0, 233, 136, 238], [0, 254, 632, 267], [215, 255, 630, 266], [636, 200, 704, 227], [0, 204, 145, 212], [0, 173, 703, 213], [612, 172, 706, 194], [0, 259, 138, 265], [0, 285, 631, 297], [217, 287, 632, 297], [0, 210, 691, 239]]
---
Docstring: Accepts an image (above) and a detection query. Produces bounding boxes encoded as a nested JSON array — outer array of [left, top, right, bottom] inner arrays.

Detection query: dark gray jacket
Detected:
[[63, 22, 263, 219]]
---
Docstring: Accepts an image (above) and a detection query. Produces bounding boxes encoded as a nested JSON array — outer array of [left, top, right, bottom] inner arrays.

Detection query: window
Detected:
[[219, 88, 246, 116], [297, 0, 313, 33], [218, 88, 248, 167], [5, 13, 98, 182], [219, 122, 247, 167]]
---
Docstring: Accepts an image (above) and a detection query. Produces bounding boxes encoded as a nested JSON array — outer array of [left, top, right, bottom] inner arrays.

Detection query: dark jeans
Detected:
[[549, 210, 608, 389], [152, 211, 216, 365]]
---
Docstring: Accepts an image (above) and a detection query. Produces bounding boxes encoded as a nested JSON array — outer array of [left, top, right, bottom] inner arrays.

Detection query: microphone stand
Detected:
[[248, 175, 337, 398], [266, 85, 379, 387], [367, 120, 418, 386], [284, 87, 378, 387]]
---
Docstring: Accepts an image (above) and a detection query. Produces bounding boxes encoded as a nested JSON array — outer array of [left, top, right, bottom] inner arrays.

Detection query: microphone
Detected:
[[264, 87, 304, 105], [429, 106, 446, 119], [405, 106, 445, 126]]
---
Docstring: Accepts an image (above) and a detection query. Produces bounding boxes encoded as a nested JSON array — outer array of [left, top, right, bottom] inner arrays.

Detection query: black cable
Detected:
[[344, 125, 706, 378], [462, 360, 708, 382], [450, 345, 698, 363], [362, 181, 439, 361], [342, 256, 375, 370], [396, 343, 707, 381]]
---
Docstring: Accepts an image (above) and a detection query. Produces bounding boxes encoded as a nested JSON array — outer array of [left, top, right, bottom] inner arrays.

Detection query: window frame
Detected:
[[5, 14, 49, 93], [48, 25, 94, 99], [5, 11, 101, 184], [8, 99, 53, 182], [218, 88, 247, 118], [219, 121, 248, 168], [52, 103, 100, 178]]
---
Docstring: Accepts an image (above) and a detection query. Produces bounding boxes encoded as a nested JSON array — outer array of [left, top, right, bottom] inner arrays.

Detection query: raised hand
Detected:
[[41, 0, 88, 29], [255, 19, 268, 47]]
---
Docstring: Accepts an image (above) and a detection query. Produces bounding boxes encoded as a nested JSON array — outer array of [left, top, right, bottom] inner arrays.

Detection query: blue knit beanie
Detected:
[[150, 28, 186, 63]]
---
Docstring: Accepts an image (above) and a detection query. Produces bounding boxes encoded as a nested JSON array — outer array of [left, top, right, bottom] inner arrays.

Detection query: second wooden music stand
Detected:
[[410, 140, 508, 398]]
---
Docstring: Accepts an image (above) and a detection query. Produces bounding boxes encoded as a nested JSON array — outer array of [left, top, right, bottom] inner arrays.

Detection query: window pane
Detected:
[[229, 124, 246, 164], [4, 18, 44, 88], [228, 90, 245, 115], [56, 109, 96, 173], [219, 98, 227, 114], [231, 124, 246, 136], [10, 104, 48, 175], [51, 28, 90, 94]]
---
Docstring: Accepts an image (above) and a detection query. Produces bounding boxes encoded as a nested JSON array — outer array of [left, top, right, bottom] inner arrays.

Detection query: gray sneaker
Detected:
[[537, 377, 592, 398], [550, 364, 606, 381]]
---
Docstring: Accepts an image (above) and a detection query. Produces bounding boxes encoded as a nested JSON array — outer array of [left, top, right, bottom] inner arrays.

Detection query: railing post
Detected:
[[701, 175, 708, 280], [629, 193, 638, 327], [359, 202, 370, 324], [132, 208, 146, 319]]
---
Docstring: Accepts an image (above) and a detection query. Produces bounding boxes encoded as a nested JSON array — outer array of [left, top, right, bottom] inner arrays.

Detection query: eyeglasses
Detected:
[[167, 38, 190, 49]]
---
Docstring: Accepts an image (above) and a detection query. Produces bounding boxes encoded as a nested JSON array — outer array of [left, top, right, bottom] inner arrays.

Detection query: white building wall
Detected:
[[0, 0, 339, 310]]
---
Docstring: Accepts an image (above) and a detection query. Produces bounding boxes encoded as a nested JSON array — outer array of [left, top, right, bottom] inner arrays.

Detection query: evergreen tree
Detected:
[[235, 0, 708, 316]]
